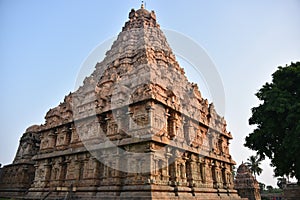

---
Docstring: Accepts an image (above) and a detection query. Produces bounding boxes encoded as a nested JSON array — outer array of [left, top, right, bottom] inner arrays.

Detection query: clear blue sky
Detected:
[[1, 0, 299, 187]]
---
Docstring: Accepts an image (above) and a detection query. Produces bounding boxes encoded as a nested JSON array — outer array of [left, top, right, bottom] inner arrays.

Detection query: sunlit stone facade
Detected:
[[0, 5, 243, 200]]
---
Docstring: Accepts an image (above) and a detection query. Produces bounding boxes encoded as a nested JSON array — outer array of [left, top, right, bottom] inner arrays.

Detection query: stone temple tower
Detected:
[[234, 163, 261, 200], [0, 5, 243, 200]]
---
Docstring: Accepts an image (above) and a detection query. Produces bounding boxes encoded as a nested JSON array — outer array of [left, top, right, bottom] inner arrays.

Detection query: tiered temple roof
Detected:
[[0, 5, 242, 200]]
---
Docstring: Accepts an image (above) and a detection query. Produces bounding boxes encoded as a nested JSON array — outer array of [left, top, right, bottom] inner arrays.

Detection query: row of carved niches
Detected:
[[146, 145, 234, 189], [75, 82, 231, 139], [32, 149, 234, 190], [40, 124, 82, 152], [33, 153, 132, 188], [33, 153, 99, 188], [39, 102, 231, 158]]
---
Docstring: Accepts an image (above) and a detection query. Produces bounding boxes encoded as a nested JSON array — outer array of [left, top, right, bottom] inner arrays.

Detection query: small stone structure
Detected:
[[283, 183, 300, 200], [0, 126, 40, 197], [0, 5, 243, 200], [234, 163, 261, 200]]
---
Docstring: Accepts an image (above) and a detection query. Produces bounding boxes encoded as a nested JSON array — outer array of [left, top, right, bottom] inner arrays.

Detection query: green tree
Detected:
[[277, 177, 286, 189], [232, 165, 236, 179], [245, 62, 300, 182], [259, 182, 266, 191], [266, 185, 273, 192], [245, 155, 263, 178]]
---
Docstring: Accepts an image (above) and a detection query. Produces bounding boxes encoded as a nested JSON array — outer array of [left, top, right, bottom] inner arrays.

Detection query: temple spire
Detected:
[[141, 1, 145, 9]]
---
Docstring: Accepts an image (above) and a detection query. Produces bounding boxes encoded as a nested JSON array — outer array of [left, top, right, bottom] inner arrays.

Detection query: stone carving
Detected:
[[0, 5, 242, 200], [234, 163, 261, 200]]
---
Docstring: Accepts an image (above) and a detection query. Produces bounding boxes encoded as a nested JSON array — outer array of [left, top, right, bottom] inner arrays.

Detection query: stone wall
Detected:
[[283, 183, 300, 200]]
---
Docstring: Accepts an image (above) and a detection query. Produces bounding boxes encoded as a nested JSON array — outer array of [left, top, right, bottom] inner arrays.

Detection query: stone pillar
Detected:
[[88, 157, 100, 186], [110, 153, 122, 186], [227, 165, 234, 189], [216, 162, 223, 188], [50, 159, 60, 187], [44, 161, 52, 187], [205, 159, 213, 188], [32, 163, 41, 188], [146, 102, 154, 128], [180, 158, 187, 185], [82, 156, 90, 179], [58, 157, 67, 186], [187, 154, 197, 187], [164, 150, 172, 185], [199, 158, 205, 185], [158, 159, 168, 183], [211, 161, 223, 189], [74, 160, 84, 182], [168, 158, 176, 186]]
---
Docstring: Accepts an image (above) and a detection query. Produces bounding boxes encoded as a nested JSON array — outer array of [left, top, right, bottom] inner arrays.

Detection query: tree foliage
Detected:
[[245, 155, 263, 178], [277, 177, 286, 189], [245, 62, 300, 182], [259, 182, 266, 191]]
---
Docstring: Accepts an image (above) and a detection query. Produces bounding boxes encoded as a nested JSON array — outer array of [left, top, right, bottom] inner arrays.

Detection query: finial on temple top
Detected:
[[141, 1, 145, 9]]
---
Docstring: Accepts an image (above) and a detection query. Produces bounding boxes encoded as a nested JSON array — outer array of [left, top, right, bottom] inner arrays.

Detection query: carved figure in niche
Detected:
[[41, 138, 49, 149], [133, 113, 149, 129], [216, 169, 222, 184], [154, 116, 165, 136], [21, 142, 31, 156], [212, 135, 220, 154], [205, 160, 212, 183], [57, 134, 65, 146], [107, 120, 118, 136], [175, 117, 184, 142], [209, 131, 214, 145], [223, 139, 230, 155], [217, 137, 222, 153], [224, 170, 232, 187], [37, 168, 45, 179], [52, 167, 59, 181], [190, 128, 203, 148], [202, 134, 209, 151], [167, 111, 176, 139], [219, 137, 227, 154]]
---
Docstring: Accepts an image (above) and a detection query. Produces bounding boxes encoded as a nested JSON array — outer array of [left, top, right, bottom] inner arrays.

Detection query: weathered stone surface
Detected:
[[0, 5, 243, 200], [283, 183, 300, 200], [234, 163, 261, 200], [0, 127, 40, 198]]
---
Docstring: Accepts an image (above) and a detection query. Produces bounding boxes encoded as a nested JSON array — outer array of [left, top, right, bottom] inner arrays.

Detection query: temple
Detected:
[[234, 163, 261, 200], [0, 5, 243, 200]]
